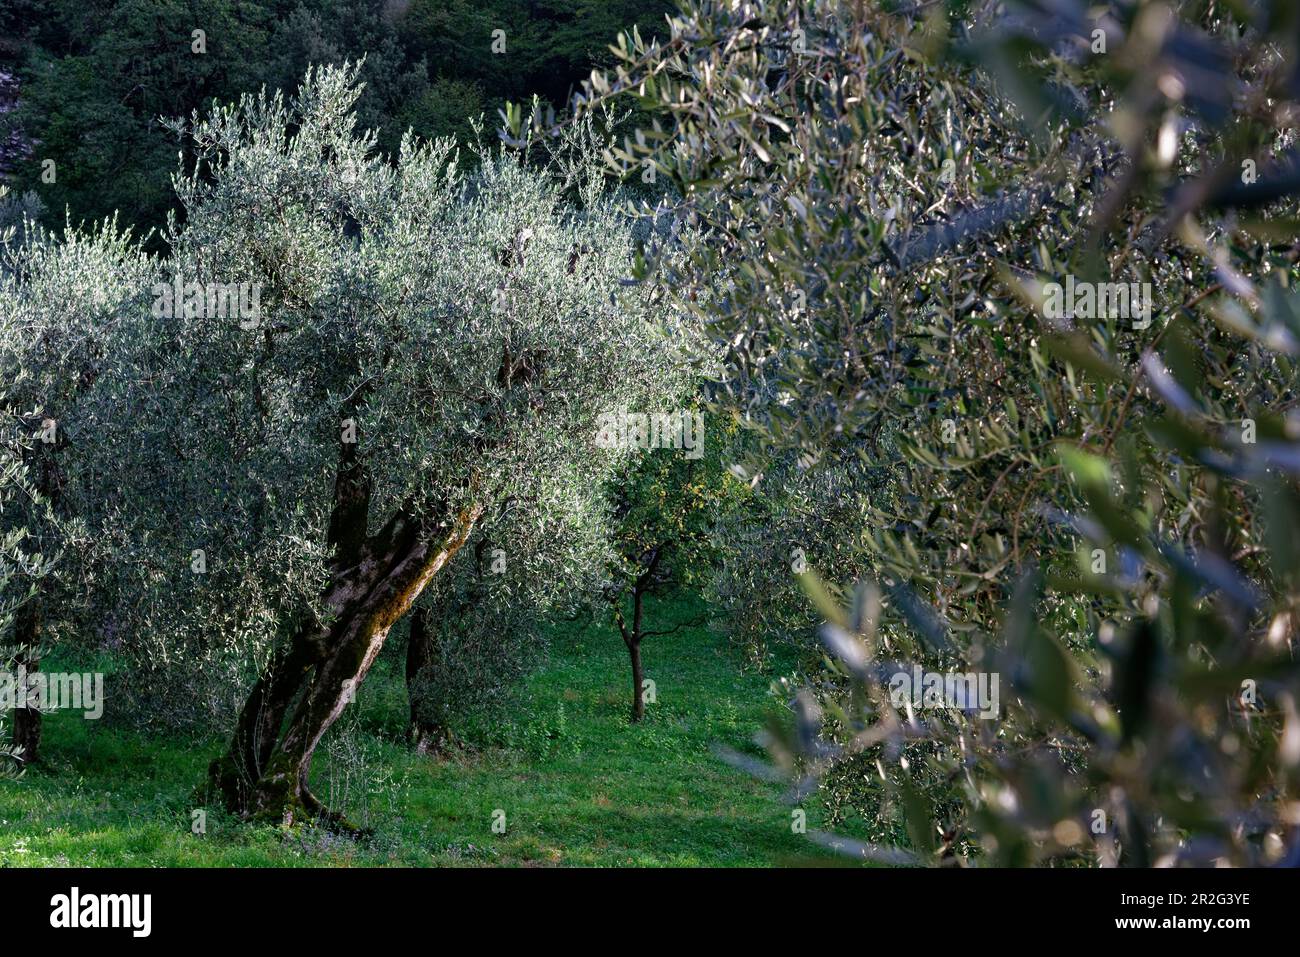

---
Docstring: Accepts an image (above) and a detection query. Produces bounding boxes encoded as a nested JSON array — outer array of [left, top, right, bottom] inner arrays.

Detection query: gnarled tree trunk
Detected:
[[209, 502, 481, 824], [210, 342, 533, 823]]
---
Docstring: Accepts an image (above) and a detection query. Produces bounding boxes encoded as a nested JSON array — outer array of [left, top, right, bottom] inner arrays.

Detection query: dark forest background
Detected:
[[0, 0, 672, 244]]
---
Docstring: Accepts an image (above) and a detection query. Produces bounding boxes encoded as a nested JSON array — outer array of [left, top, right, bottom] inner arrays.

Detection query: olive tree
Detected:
[[709, 450, 891, 670], [599, 408, 732, 722], [0, 415, 56, 771], [6, 64, 696, 824]]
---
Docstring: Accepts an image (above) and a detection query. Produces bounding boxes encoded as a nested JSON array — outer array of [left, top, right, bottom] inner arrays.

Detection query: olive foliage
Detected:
[[546, 0, 1300, 865]]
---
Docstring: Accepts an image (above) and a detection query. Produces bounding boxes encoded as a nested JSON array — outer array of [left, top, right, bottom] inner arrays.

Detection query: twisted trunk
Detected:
[[210, 502, 482, 823], [208, 630, 323, 815], [210, 342, 529, 821]]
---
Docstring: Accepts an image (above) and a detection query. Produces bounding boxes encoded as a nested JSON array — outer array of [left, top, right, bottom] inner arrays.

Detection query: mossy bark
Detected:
[[210, 503, 482, 823]]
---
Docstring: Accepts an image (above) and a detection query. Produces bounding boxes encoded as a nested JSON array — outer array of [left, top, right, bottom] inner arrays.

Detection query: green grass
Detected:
[[0, 594, 854, 866]]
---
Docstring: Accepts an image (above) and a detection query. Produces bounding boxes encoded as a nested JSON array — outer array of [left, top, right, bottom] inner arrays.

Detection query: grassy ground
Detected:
[[0, 595, 855, 866]]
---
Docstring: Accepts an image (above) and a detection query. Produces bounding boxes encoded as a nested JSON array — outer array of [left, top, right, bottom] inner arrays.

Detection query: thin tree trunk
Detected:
[[629, 577, 648, 722], [614, 578, 649, 723], [11, 604, 41, 764], [628, 638, 644, 723]]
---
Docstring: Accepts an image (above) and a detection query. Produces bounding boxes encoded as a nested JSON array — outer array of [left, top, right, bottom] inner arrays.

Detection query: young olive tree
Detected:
[[709, 450, 891, 670], [600, 412, 732, 722], [11, 64, 697, 823]]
